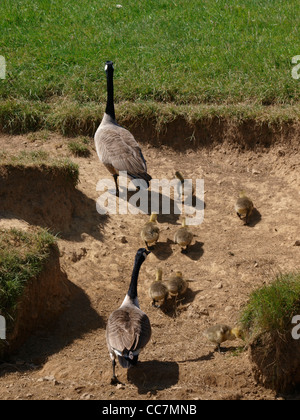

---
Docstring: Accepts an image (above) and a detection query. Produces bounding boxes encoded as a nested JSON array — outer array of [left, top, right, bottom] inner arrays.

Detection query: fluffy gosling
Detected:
[[203, 324, 244, 353], [166, 271, 188, 298], [175, 171, 194, 202], [174, 217, 193, 253], [141, 213, 160, 249], [235, 192, 254, 225], [149, 268, 168, 308]]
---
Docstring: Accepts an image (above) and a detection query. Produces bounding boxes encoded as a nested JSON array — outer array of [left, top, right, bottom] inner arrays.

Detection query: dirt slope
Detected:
[[0, 132, 299, 400]]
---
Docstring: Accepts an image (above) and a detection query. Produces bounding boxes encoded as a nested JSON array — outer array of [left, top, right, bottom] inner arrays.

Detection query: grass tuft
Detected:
[[0, 228, 56, 329], [240, 272, 300, 338], [68, 138, 91, 157]]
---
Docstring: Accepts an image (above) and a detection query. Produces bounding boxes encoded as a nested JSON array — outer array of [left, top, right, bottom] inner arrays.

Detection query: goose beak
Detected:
[[143, 249, 151, 258]]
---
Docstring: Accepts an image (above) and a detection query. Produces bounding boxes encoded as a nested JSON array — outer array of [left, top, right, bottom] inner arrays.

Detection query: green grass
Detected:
[[0, 228, 56, 332], [240, 272, 300, 338], [68, 138, 90, 157], [0, 0, 299, 133], [0, 150, 80, 186]]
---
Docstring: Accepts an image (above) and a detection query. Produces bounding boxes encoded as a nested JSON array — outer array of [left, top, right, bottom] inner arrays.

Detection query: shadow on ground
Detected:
[[0, 281, 105, 376], [127, 360, 179, 394]]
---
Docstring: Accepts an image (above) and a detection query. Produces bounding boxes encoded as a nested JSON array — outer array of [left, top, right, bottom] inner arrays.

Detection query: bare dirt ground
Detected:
[[0, 130, 299, 400]]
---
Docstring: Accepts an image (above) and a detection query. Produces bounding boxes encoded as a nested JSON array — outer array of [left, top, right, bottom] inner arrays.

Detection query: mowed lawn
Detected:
[[0, 0, 299, 126]]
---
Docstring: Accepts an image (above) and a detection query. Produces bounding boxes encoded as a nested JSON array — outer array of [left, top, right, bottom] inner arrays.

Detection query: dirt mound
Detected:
[[2, 245, 70, 357], [249, 330, 300, 394]]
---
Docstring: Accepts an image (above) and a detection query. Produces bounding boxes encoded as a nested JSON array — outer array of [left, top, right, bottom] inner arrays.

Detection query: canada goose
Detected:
[[106, 248, 152, 385], [149, 268, 168, 308], [174, 216, 193, 253], [175, 171, 194, 202], [203, 325, 244, 353], [235, 192, 254, 225], [141, 213, 160, 249], [94, 61, 151, 195]]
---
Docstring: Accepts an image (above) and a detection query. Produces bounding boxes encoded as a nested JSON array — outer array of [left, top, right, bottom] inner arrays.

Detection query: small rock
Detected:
[[225, 306, 233, 312], [199, 308, 209, 316], [121, 236, 128, 244], [294, 241, 300, 247], [213, 282, 223, 289], [252, 168, 261, 175], [116, 383, 125, 390]]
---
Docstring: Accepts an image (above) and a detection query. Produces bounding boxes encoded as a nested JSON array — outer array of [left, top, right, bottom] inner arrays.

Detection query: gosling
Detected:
[[149, 268, 168, 308], [235, 192, 254, 225], [175, 171, 194, 202], [174, 216, 193, 253], [141, 213, 160, 249], [166, 271, 188, 299], [203, 325, 243, 353]]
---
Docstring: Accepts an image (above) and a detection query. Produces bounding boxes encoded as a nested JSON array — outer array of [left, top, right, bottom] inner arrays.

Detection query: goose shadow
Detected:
[[0, 281, 105, 375], [117, 187, 204, 225], [121, 188, 181, 225], [127, 360, 179, 394]]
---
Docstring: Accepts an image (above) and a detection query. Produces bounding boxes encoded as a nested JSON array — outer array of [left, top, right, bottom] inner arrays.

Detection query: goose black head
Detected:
[[135, 248, 151, 264], [105, 61, 114, 72]]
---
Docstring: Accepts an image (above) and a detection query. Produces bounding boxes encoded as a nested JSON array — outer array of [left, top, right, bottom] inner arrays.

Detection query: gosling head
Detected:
[[150, 212, 158, 223], [175, 171, 185, 183], [231, 327, 245, 340]]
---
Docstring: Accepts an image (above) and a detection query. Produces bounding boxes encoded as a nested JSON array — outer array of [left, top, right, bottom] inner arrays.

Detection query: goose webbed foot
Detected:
[[111, 375, 123, 386]]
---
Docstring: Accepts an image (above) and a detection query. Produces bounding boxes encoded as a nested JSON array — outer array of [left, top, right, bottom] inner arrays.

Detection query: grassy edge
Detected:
[[0, 98, 300, 136], [239, 272, 300, 340], [0, 150, 80, 186], [0, 228, 57, 340]]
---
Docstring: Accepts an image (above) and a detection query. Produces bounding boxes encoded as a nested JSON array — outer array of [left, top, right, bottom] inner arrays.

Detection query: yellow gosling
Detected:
[[141, 213, 160, 249], [174, 217, 193, 253], [149, 268, 168, 308], [235, 192, 254, 225]]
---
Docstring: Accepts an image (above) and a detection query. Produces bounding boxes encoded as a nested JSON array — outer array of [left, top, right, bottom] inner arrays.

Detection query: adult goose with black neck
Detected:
[[94, 61, 152, 195], [106, 248, 152, 384]]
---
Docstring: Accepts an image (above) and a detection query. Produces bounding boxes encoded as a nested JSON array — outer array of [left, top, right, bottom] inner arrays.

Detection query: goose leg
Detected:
[[111, 359, 120, 385], [113, 174, 119, 196]]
